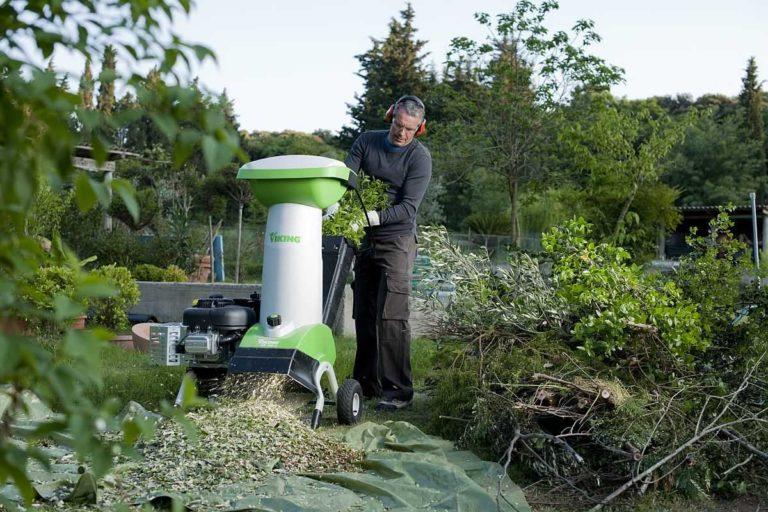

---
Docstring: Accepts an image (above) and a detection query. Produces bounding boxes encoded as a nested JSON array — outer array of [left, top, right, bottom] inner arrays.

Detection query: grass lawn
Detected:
[[77, 334, 436, 423], [86, 342, 187, 410]]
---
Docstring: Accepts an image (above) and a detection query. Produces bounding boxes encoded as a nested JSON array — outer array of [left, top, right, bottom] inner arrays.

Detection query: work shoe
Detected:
[[375, 398, 413, 411]]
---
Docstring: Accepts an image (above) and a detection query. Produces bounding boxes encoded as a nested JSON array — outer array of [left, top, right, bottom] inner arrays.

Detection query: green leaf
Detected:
[[75, 275, 117, 299], [62, 330, 107, 369], [53, 295, 84, 321], [74, 173, 98, 212], [201, 135, 233, 172], [65, 472, 97, 504], [149, 113, 178, 140], [112, 179, 139, 223], [122, 419, 141, 445]]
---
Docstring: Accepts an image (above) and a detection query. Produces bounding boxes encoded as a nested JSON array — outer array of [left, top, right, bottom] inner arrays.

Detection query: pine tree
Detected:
[[739, 57, 765, 145], [219, 88, 239, 131], [79, 59, 94, 109], [97, 45, 117, 114], [339, 3, 429, 146]]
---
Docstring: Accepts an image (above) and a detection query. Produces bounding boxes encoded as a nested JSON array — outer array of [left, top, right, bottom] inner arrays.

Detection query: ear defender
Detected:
[[384, 98, 427, 137], [384, 104, 395, 123]]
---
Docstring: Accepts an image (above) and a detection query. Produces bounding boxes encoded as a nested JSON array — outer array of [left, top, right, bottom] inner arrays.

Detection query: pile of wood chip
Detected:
[[100, 377, 360, 506]]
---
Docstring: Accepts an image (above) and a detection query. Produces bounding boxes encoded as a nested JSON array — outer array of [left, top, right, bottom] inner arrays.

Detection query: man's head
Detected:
[[386, 95, 426, 147]]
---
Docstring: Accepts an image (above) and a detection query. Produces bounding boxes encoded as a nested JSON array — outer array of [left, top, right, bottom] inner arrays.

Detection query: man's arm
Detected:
[[344, 134, 366, 172], [378, 150, 432, 225]]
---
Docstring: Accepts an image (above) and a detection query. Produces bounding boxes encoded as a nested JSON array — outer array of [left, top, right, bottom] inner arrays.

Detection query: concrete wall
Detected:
[[132, 281, 434, 337], [131, 282, 261, 322]]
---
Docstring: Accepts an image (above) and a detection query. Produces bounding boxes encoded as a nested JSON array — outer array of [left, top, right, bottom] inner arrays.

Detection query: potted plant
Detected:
[[88, 264, 141, 348], [17, 264, 87, 333]]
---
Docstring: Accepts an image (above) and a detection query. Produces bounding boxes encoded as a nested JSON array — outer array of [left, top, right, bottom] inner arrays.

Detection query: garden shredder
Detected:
[[152, 155, 364, 428]]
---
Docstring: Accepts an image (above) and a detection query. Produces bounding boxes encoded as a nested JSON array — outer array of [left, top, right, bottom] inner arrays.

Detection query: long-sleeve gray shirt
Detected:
[[344, 130, 432, 239]]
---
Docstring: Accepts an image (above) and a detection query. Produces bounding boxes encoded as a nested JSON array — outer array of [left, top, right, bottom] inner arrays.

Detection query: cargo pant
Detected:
[[352, 234, 416, 401]]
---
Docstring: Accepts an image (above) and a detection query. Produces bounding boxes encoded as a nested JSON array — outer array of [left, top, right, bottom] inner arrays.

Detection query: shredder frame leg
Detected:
[[310, 362, 338, 428]]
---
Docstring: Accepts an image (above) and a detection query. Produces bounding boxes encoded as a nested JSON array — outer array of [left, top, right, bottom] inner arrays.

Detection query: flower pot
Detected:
[[71, 315, 87, 330], [111, 334, 134, 350], [131, 323, 153, 353]]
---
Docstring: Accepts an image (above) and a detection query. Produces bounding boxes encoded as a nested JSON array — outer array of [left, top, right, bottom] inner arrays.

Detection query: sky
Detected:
[[56, 0, 768, 133]]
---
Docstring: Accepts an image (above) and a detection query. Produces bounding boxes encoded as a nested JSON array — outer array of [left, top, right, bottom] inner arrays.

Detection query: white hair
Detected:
[[394, 98, 425, 121]]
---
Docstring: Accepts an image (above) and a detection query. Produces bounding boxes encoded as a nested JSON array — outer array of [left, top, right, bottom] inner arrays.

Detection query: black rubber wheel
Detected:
[[337, 379, 364, 425]]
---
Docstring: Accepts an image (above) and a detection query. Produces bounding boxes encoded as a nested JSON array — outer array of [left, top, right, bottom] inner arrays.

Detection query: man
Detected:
[[343, 95, 432, 411]]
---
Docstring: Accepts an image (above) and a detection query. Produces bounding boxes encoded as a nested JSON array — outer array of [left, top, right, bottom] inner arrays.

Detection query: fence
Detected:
[[188, 221, 267, 284], [185, 222, 542, 284], [444, 230, 542, 260]]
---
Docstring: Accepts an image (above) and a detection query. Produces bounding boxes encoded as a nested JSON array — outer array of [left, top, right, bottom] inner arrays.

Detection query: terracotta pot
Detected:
[[131, 323, 153, 353], [111, 334, 134, 350], [189, 254, 213, 282], [71, 315, 87, 330]]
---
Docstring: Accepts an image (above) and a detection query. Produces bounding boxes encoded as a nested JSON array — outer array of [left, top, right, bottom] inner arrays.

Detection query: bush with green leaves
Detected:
[[61, 198, 198, 271], [89, 265, 141, 332], [132, 263, 187, 282], [0, 1, 239, 503], [424, 214, 768, 505], [542, 218, 704, 362], [674, 208, 753, 343], [16, 264, 88, 332]]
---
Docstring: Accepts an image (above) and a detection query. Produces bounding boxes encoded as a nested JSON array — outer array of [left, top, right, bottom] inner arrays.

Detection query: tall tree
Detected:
[[218, 88, 239, 132], [441, 2, 623, 243], [339, 3, 429, 146], [79, 58, 94, 109], [97, 45, 117, 114], [739, 57, 765, 144]]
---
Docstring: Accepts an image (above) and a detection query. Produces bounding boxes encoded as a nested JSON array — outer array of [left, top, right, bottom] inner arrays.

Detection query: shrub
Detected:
[[542, 218, 704, 362], [27, 186, 71, 240], [89, 265, 140, 332], [424, 215, 768, 505], [17, 265, 86, 330], [132, 263, 188, 282], [465, 212, 511, 235], [19, 265, 78, 312]]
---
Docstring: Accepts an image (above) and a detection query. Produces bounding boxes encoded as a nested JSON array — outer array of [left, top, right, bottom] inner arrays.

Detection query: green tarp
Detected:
[[1, 395, 531, 511], [141, 421, 531, 511], [308, 421, 531, 512]]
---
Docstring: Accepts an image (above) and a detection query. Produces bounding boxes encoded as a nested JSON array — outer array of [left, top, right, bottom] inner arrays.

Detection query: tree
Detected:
[[739, 57, 765, 145], [665, 107, 767, 205], [219, 165, 253, 283], [79, 59, 94, 109], [219, 89, 239, 132], [339, 3, 430, 146], [440, 2, 623, 243], [97, 45, 117, 114], [242, 130, 344, 161], [0, 1, 243, 504], [555, 92, 688, 257]]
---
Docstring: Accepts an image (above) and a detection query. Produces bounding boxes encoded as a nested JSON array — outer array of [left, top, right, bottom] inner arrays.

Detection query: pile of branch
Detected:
[[496, 355, 768, 510]]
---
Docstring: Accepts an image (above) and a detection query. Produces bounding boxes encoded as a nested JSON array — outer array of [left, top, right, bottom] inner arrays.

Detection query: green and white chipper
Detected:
[[150, 155, 363, 428]]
